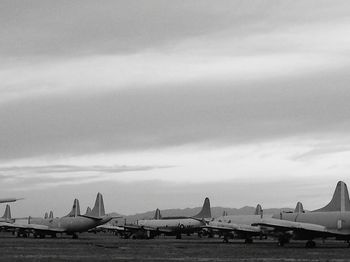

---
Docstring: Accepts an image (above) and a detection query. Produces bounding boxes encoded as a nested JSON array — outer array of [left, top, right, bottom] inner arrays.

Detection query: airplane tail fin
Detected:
[[44, 212, 48, 219], [312, 181, 350, 212], [294, 202, 305, 213], [2, 204, 11, 220], [85, 207, 92, 215], [49, 211, 54, 219], [65, 199, 81, 217], [87, 193, 105, 218], [254, 204, 263, 216], [154, 208, 162, 220], [222, 210, 228, 216], [193, 197, 211, 218]]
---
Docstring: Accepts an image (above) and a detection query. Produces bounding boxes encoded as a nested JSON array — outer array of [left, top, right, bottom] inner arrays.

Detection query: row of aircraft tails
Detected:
[[2, 181, 350, 248]]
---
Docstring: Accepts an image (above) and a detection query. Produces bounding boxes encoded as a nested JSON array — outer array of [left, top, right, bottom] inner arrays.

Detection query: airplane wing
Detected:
[[203, 223, 261, 235], [78, 215, 103, 221], [123, 224, 173, 233], [252, 218, 350, 238], [92, 224, 126, 233], [157, 228, 174, 233], [254, 218, 328, 233], [123, 224, 157, 232], [0, 222, 65, 233]]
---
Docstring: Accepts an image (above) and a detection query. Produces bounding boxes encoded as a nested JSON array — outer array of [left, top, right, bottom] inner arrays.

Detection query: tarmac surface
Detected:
[[1, 232, 350, 261]]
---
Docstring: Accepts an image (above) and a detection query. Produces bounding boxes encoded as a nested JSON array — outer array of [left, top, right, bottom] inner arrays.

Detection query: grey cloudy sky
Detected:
[[1, 0, 350, 216]]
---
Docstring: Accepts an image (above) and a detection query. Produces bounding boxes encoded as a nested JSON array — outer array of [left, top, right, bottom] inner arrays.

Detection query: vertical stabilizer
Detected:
[[193, 197, 211, 218], [85, 207, 92, 215], [88, 193, 105, 218], [2, 204, 11, 220], [154, 208, 162, 220], [222, 210, 228, 216], [254, 204, 263, 216], [312, 181, 350, 212], [44, 212, 48, 219], [65, 199, 81, 217], [294, 202, 305, 213], [49, 211, 54, 219]]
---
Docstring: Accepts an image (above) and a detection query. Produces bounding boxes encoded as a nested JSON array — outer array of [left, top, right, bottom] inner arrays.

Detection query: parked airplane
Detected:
[[124, 197, 211, 239], [200, 204, 267, 243], [255, 181, 350, 247], [1, 193, 114, 238]]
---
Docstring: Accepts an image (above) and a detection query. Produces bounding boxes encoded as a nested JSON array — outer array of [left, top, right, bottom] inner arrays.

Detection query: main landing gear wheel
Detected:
[[16, 232, 28, 238], [305, 240, 316, 248], [277, 235, 289, 247], [245, 238, 253, 244]]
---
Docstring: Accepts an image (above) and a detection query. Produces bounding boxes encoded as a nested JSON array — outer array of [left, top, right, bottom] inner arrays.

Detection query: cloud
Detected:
[[1, 0, 349, 57], [1, 66, 350, 161], [0, 164, 170, 190]]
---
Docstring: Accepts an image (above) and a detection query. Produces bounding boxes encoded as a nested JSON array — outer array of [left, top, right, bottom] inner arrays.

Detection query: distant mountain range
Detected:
[[109, 206, 294, 225]]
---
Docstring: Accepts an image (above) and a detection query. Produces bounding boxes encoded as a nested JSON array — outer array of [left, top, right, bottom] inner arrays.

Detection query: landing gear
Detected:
[[223, 236, 229, 243], [277, 234, 290, 247], [245, 238, 253, 244], [16, 231, 28, 238], [305, 240, 316, 248], [278, 236, 286, 247]]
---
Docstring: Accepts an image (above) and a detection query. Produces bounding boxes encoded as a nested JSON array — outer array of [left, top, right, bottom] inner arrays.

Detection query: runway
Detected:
[[1, 232, 350, 261]]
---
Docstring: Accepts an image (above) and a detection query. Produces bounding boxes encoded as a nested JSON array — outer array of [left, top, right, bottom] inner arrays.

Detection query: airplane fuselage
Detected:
[[137, 218, 203, 233], [215, 215, 263, 224], [29, 216, 104, 233]]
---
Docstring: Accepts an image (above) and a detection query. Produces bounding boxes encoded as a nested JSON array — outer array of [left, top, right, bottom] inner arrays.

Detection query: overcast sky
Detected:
[[1, 0, 350, 216]]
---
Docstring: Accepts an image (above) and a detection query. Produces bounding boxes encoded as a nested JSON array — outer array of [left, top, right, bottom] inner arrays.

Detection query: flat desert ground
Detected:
[[1, 232, 350, 261]]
